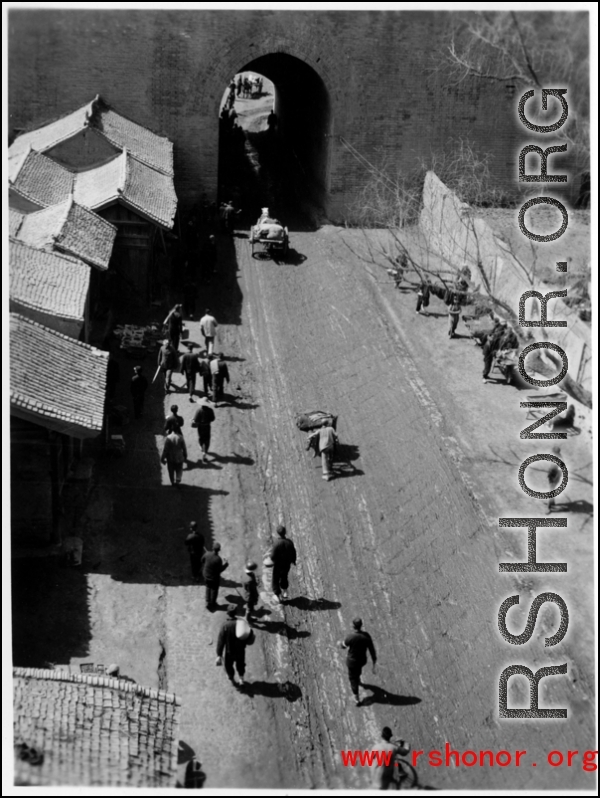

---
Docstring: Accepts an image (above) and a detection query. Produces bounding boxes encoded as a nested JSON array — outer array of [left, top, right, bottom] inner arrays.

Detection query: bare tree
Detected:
[[436, 11, 590, 167]]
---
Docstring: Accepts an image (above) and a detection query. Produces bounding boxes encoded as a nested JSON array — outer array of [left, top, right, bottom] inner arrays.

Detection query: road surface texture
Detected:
[[12, 225, 594, 790]]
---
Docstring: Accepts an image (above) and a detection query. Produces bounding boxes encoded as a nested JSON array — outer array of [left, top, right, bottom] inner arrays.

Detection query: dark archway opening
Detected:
[[218, 53, 330, 229]]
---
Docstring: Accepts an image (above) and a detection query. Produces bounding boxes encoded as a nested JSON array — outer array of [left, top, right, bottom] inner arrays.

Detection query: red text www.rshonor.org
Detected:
[[340, 745, 598, 771]]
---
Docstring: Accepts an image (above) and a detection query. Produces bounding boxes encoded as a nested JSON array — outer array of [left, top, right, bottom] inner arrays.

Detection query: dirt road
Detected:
[[13, 224, 594, 790]]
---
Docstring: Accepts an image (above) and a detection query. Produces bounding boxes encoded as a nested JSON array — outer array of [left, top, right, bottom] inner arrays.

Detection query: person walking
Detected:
[[191, 396, 215, 462], [482, 321, 506, 383], [546, 445, 564, 514], [198, 351, 212, 397], [200, 542, 229, 611], [157, 339, 179, 393], [307, 419, 338, 481], [164, 304, 184, 351], [447, 294, 462, 339], [164, 404, 184, 435], [242, 561, 260, 620], [339, 618, 377, 706], [130, 366, 148, 419], [161, 430, 187, 487], [181, 346, 200, 401], [210, 353, 230, 404], [415, 281, 430, 315], [270, 525, 297, 603], [216, 605, 255, 687], [185, 522, 205, 582], [371, 728, 411, 790], [200, 309, 218, 355], [236, 75, 243, 96]]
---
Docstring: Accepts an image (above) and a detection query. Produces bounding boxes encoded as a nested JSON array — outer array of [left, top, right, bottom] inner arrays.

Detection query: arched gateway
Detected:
[[217, 52, 331, 225]]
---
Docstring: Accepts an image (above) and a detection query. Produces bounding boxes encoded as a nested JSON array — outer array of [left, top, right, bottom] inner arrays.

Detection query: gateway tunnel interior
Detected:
[[218, 53, 331, 229]]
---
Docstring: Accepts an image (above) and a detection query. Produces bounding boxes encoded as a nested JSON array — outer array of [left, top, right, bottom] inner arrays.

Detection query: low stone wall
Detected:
[[420, 171, 591, 391]]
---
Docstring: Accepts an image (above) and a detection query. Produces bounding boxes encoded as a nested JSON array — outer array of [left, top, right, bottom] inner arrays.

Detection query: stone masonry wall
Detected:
[[9, 9, 528, 222]]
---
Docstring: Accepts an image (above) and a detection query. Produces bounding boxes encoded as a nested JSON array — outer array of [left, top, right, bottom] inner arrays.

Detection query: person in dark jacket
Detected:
[[270, 525, 297, 602], [181, 347, 200, 401], [482, 321, 506, 382], [210, 353, 230, 404], [157, 339, 179, 392], [192, 397, 216, 462], [197, 351, 211, 397], [165, 304, 184, 351], [216, 605, 255, 687], [340, 617, 377, 706], [200, 542, 229, 610], [242, 561, 260, 620], [130, 366, 148, 419], [164, 404, 184, 435], [185, 522, 205, 581]]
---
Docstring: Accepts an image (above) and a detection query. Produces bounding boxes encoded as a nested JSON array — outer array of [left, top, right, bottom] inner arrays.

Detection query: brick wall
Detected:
[[8, 9, 573, 222]]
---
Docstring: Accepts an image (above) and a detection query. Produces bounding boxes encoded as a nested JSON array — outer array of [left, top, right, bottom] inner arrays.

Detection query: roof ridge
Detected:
[[93, 100, 171, 142], [9, 312, 109, 356], [10, 295, 85, 323], [12, 666, 182, 704], [59, 193, 75, 235], [8, 144, 32, 184], [10, 236, 86, 266], [119, 148, 128, 193]]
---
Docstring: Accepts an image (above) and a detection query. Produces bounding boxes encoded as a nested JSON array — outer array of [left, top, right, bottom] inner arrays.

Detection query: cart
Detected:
[[250, 222, 289, 260]]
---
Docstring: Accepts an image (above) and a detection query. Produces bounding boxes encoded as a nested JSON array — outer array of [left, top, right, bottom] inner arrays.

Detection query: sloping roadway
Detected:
[[228, 226, 586, 790]]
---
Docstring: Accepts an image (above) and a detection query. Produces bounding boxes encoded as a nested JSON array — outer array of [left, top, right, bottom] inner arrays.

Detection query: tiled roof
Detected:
[[73, 151, 125, 210], [94, 104, 174, 176], [10, 313, 108, 438], [75, 150, 177, 229], [9, 149, 74, 207], [16, 198, 117, 271], [10, 95, 174, 176], [9, 102, 93, 160], [9, 208, 24, 237], [13, 667, 181, 788], [10, 239, 90, 322], [122, 152, 178, 229]]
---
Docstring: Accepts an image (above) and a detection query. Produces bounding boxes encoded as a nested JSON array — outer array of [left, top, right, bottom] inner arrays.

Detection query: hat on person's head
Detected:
[[213, 542, 221, 552], [276, 525, 286, 537], [106, 664, 120, 677], [245, 561, 258, 573], [352, 618, 363, 630], [226, 604, 237, 618]]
